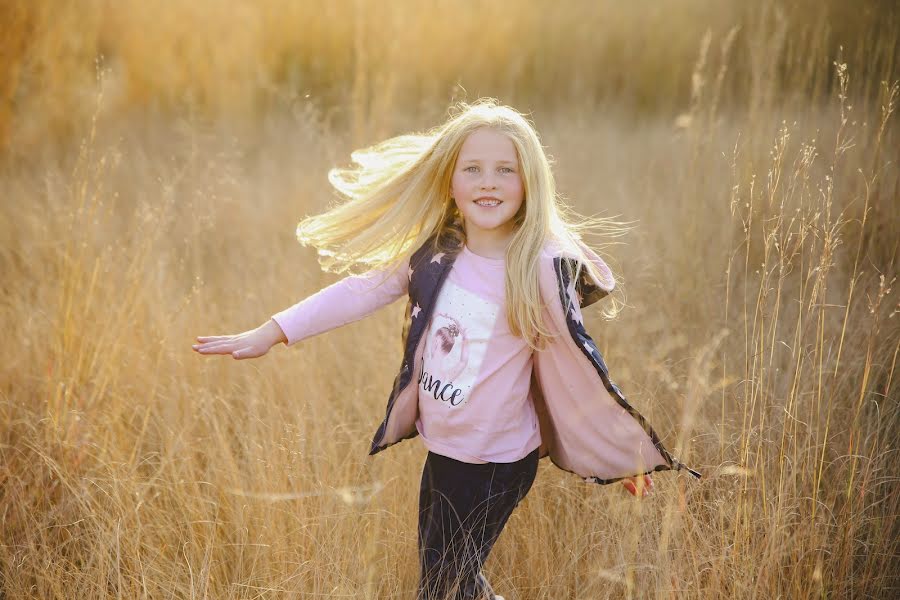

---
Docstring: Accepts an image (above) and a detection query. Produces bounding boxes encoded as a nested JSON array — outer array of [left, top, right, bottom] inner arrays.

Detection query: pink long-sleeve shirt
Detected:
[[271, 244, 541, 464]]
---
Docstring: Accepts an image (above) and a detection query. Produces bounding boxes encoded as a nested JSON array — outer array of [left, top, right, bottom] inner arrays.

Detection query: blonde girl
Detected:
[[193, 98, 700, 600]]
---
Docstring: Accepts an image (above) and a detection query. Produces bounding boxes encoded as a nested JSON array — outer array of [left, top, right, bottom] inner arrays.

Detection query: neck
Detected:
[[463, 226, 515, 259]]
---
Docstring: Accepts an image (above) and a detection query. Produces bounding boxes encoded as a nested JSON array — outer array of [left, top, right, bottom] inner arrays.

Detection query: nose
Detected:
[[479, 174, 497, 190]]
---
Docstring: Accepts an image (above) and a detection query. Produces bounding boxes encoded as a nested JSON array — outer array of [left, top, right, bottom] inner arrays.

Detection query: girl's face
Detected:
[[449, 127, 525, 242]]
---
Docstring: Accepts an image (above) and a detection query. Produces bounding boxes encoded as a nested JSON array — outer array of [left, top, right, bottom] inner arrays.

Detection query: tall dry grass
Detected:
[[1, 0, 898, 598], [1, 0, 898, 152]]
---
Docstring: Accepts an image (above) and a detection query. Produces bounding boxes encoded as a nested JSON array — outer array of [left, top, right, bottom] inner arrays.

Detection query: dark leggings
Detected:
[[416, 446, 540, 600]]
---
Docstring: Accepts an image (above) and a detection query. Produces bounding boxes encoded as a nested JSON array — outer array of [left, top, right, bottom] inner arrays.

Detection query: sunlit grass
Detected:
[[1, 1, 898, 598]]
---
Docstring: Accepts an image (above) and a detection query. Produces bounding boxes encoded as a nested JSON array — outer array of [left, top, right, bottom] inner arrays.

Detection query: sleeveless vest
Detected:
[[368, 235, 702, 485]]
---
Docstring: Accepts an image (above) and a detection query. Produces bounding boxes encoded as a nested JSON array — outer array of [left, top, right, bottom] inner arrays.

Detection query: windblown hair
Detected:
[[295, 97, 625, 351]]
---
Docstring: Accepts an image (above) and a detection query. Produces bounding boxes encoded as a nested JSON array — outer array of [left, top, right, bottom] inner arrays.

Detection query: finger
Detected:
[[193, 337, 238, 348], [637, 479, 648, 496], [196, 336, 232, 341], [196, 339, 235, 349], [193, 340, 236, 350], [195, 342, 236, 354]]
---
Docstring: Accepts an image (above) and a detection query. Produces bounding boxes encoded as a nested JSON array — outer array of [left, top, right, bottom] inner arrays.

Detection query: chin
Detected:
[[467, 221, 516, 234]]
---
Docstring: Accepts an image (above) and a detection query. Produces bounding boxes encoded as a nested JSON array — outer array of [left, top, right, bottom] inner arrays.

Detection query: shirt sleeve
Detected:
[[271, 257, 410, 346]]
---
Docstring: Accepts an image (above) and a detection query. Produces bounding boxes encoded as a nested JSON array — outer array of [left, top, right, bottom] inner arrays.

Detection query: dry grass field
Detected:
[[1, 0, 898, 598]]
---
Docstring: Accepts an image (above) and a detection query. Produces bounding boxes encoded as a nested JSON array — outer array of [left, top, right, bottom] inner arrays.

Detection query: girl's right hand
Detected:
[[192, 319, 287, 360], [622, 474, 654, 498]]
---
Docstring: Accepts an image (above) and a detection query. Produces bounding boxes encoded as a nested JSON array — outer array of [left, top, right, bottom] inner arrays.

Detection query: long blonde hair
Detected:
[[295, 98, 623, 351]]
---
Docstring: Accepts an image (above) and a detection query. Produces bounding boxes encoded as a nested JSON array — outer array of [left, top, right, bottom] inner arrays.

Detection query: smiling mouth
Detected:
[[474, 198, 502, 207]]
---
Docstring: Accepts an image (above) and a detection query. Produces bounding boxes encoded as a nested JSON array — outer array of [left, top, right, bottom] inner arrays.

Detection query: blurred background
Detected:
[[1, 0, 898, 598]]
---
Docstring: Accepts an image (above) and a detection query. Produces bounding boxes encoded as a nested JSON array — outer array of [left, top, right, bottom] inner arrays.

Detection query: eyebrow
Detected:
[[459, 158, 517, 165]]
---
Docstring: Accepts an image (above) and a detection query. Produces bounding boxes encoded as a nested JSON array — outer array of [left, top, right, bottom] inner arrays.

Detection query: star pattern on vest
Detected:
[[566, 278, 578, 307], [371, 250, 702, 482], [570, 306, 584, 326], [564, 277, 585, 325]]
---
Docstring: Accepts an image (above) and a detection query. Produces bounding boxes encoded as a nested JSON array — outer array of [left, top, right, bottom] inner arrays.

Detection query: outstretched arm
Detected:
[[192, 257, 410, 359], [269, 257, 410, 346]]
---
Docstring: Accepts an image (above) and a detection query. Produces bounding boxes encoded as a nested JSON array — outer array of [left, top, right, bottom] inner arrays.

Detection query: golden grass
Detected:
[[1, 1, 898, 598], [1, 0, 898, 151]]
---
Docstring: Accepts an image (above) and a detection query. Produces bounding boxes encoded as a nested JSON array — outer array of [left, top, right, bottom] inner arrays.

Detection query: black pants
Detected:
[[416, 446, 540, 600]]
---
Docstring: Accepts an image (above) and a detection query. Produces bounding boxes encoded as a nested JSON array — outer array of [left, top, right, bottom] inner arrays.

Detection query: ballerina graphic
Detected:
[[427, 312, 470, 383]]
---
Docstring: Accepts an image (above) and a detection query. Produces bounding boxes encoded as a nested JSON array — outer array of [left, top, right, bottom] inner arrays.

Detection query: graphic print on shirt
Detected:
[[417, 279, 499, 408], [429, 312, 469, 383]]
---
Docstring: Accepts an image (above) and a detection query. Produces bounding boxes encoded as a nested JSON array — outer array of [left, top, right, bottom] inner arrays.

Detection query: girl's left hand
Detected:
[[622, 474, 654, 498]]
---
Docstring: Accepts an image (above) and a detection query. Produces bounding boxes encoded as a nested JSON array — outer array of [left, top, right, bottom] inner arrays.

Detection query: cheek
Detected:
[[510, 176, 525, 198], [450, 172, 463, 196]]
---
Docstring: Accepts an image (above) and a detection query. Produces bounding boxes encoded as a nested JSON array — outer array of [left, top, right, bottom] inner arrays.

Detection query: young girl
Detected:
[[192, 99, 701, 600]]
